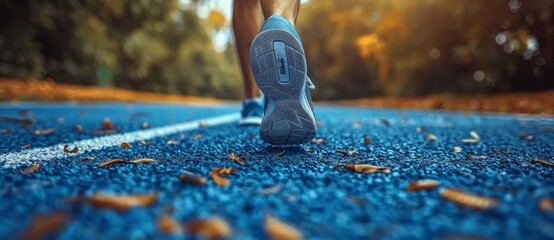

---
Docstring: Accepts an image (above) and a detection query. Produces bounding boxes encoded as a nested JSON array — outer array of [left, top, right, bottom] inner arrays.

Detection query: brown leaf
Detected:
[[440, 188, 497, 210], [80, 156, 96, 161], [191, 134, 204, 139], [310, 138, 327, 145], [364, 135, 372, 145], [186, 217, 231, 239], [138, 140, 154, 146], [34, 128, 56, 135], [332, 164, 343, 170], [158, 214, 182, 234], [101, 118, 114, 130], [20, 163, 41, 174], [21, 144, 32, 149], [529, 159, 554, 168], [492, 148, 511, 155], [211, 174, 230, 186], [520, 134, 535, 140], [18, 212, 70, 240], [425, 134, 437, 141], [379, 119, 390, 127], [265, 214, 302, 240], [406, 179, 439, 191], [119, 142, 132, 148], [344, 164, 390, 174], [228, 153, 245, 165], [141, 122, 150, 129], [166, 140, 179, 145], [98, 159, 126, 167], [539, 198, 554, 211], [198, 121, 209, 128], [129, 158, 155, 164], [210, 167, 238, 175], [466, 153, 488, 159], [63, 145, 79, 154], [275, 150, 286, 157], [335, 149, 356, 156], [179, 174, 207, 185], [67, 192, 158, 211]]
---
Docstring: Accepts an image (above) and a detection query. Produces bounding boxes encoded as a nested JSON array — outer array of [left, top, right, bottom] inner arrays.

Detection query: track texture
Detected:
[[1, 103, 553, 239]]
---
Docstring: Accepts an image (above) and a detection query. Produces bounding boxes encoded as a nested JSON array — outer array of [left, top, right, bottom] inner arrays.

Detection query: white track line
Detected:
[[0, 113, 240, 169]]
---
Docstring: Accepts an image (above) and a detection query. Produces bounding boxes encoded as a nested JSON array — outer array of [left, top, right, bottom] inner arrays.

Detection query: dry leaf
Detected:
[[462, 139, 480, 144], [364, 135, 372, 145], [18, 212, 70, 240], [198, 121, 209, 128], [211, 174, 230, 186], [211, 167, 238, 175], [166, 140, 179, 145], [275, 150, 286, 157], [425, 134, 437, 141], [470, 131, 480, 140], [21, 144, 32, 149], [440, 188, 498, 210], [98, 158, 126, 167], [67, 192, 158, 211], [228, 153, 245, 165], [20, 163, 41, 174], [310, 138, 327, 145], [529, 159, 554, 168], [80, 156, 95, 161], [186, 217, 231, 239], [158, 214, 182, 234], [265, 214, 302, 240], [191, 134, 204, 139], [179, 174, 207, 185], [303, 148, 314, 152], [343, 164, 390, 174], [332, 164, 343, 170], [462, 131, 480, 144], [406, 179, 439, 191], [138, 140, 153, 146], [492, 148, 511, 155], [335, 149, 356, 156], [466, 153, 488, 159], [119, 142, 131, 148], [34, 128, 56, 135], [454, 147, 462, 153], [129, 158, 155, 164], [539, 198, 554, 211], [63, 145, 79, 154], [141, 122, 149, 129], [101, 118, 114, 130], [520, 134, 535, 140], [379, 119, 391, 127]]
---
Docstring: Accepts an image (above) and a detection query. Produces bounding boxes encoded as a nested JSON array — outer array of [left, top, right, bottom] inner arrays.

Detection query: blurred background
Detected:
[[0, 0, 553, 100]]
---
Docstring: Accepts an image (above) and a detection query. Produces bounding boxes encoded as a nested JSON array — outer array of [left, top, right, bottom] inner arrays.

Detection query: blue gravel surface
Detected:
[[1, 102, 553, 239]]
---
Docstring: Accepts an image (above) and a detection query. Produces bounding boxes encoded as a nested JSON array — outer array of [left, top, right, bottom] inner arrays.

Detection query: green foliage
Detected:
[[0, 0, 241, 99]]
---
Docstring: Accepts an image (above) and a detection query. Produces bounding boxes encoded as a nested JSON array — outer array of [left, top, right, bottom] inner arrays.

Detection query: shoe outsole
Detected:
[[250, 29, 316, 145]]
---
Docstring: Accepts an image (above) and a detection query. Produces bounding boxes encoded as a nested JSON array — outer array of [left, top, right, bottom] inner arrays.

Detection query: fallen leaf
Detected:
[[141, 122, 149, 129], [228, 153, 245, 165], [0, 116, 35, 125], [265, 214, 302, 240], [343, 164, 390, 174], [20, 163, 41, 174], [101, 118, 114, 130], [462, 139, 480, 144], [179, 174, 207, 185], [462, 131, 480, 144], [275, 150, 286, 157], [98, 159, 126, 167], [166, 140, 179, 145], [21, 144, 32, 149], [67, 192, 158, 211], [310, 138, 327, 145], [440, 188, 497, 210], [34, 128, 56, 135], [332, 164, 343, 170], [529, 159, 554, 168], [159, 214, 182, 234], [454, 147, 462, 153], [425, 134, 437, 141], [335, 149, 356, 156], [129, 158, 155, 164], [211, 174, 230, 186], [492, 148, 511, 155], [470, 131, 480, 140], [80, 156, 96, 161], [18, 212, 70, 240], [406, 179, 439, 191], [539, 198, 554, 211], [191, 134, 203, 139], [63, 145, 79, 154], [520, 134, 535, 140], [364, 135, 372, 145], [303, 148, 314, 152], [211, 167, 238, 175], [198, 122, 209, 128], [138, 140, 153, 146], [186, 217, 231, 239], [466, 153, 488, 159], [119, 142, 132, 148], [379, 119, 391, 127]]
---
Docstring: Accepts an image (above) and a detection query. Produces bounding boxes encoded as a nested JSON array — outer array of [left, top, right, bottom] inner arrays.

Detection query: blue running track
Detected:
[[1, 102, 553, 239]]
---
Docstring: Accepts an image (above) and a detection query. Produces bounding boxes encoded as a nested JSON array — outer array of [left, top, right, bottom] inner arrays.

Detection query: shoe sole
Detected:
[[250, 29, 316, 145]]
